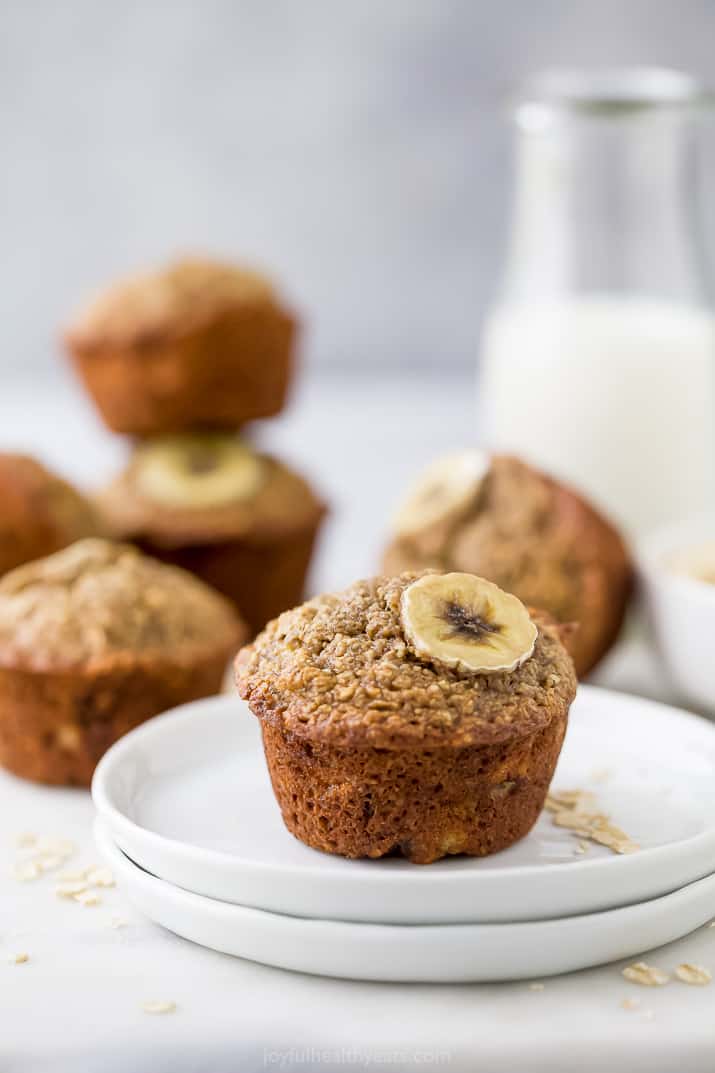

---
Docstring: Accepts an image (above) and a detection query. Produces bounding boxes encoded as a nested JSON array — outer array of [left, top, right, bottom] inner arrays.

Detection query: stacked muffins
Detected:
[[64, 256, 326, 636]]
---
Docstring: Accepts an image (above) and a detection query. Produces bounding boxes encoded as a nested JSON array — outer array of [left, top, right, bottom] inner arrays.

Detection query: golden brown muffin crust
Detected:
[[65, 257, 278, 350], [236, 572, 576, 750], [0, 453, 101, 576], [383, 456, 632, 676], [97, 452, 326, 547], [0, 538, 244, 672]]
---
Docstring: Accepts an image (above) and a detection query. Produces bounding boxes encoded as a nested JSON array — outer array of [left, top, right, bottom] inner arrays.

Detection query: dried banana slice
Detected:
[[400, 571, 537, 674], [134, 434, 265, 509], [392, 450, 489, 538]]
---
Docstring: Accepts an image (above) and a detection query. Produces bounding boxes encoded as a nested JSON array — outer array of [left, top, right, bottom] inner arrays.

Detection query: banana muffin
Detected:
[[236, 571, 576, 864], [0, 453, 101, 577], [96, 433, 326, 636], [382, 452, 632, 676], [0, 539, 245, 786], [63, 256, 297, 435]]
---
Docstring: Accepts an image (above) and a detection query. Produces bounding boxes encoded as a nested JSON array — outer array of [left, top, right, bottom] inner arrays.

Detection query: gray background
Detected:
[[2, 0, 714, 375]]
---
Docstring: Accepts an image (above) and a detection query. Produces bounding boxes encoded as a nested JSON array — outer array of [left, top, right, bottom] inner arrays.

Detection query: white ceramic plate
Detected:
[[92, 685, 715, 924], [95, 819, 715, 983]]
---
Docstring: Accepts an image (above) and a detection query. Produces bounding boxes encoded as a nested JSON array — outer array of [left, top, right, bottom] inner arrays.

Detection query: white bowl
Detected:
[[639, 515, 715, 714]]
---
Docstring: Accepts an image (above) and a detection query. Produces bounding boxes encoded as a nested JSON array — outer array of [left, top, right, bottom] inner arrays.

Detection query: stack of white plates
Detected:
[[92, 686, 715, 982]]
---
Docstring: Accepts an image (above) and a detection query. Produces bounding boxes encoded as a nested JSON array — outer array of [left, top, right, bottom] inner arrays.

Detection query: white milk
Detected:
[[480, 298, 715, 535]]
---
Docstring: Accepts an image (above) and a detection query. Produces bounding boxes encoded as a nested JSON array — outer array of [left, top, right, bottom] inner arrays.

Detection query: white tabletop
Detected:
[[1, 370, 714, 1073]]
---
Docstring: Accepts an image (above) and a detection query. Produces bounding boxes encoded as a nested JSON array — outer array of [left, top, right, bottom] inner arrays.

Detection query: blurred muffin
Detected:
[[0, 453, 101, 577], [0, 539, 245, 786], [97, 433, 326, 636], [236, 570, 576, 864], [382, 452, 632, 677], [64, 256, 297, 435]]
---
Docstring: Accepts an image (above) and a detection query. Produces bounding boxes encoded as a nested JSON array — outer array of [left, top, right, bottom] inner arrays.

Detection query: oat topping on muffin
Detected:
[[237, 571, 576, 863], [236, 572, 576, 749], [0, 538, 243, 671]]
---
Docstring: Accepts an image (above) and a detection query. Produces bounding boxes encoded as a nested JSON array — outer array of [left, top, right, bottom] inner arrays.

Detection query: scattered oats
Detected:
[[142, 1000, 176, 1015], [590, 826, 640, 855], [55, 880, 88, 898], [621, 997, 640, 1010], [709, 921, 715, 928], [36, 854, 64, 873], [574, 840, 589, 855], [35, 838, 75, 858], [552, 810, 599, 834], [528, 982, 545, 991], [86, 867, 115, 888], [15, 832, 37, 849], [110, 915, 128, 929], [622, 962, 670, 987], [615, 841, 639, 855], [58, 868, 89, 882], [12, 860, 40, 882], [545, 789, 597, 812], [545, 789, 639, 855], [74, 890, 101, 907], [675, 963, 712, 986], [8, 952, 28, 965]]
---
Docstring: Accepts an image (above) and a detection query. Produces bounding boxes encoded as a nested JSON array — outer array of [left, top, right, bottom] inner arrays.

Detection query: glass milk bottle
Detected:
[[480, 69, 715, 535]]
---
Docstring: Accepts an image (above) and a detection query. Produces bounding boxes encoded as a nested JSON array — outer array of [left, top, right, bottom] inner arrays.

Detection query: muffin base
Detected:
[[0, 653, 230, 787], [141, 521, 321, 636], [260, 708, 568, 864], [68, 305, 295, 435]]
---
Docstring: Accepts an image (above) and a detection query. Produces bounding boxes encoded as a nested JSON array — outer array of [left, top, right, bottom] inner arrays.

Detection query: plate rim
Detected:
[[95, 815, 715, 933], [91, 683, 715, 888]]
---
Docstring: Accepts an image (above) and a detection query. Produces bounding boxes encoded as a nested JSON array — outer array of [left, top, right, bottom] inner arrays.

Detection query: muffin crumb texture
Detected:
[[383, 455, 632, 676], [0, 538, 242, 671], [236, 573, 576, 864], [97, 440, 326, 635], [237, 573, 575, 750], [0, 453, 100, 577], [65, 257, 275, 347], [64, 256, 297, 435], [0, 539, 244, 786]]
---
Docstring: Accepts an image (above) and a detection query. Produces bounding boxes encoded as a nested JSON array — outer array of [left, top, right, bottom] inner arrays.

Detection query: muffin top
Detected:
[[0, 453, 101, 575], [235, 572, 576, 750], [383, 453, 632, 674], [65, 256, 281, 349], [0, 538, 245, 672], [386, 453, 629, 617], [97, 434, 325, 546]]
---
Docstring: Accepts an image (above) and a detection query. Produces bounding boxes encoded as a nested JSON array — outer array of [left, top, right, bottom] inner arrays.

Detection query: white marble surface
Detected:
[[1, 371, 714, 1072]]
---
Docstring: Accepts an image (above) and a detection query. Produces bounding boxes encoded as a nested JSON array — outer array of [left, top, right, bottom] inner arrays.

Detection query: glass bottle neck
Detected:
[[500, 111, 707, 307]]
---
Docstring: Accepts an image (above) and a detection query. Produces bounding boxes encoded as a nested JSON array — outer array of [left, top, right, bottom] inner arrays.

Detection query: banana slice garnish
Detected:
[[134, 434, 265, 510], [400, 572, 537, 674], [392, 449, 489, 538]]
